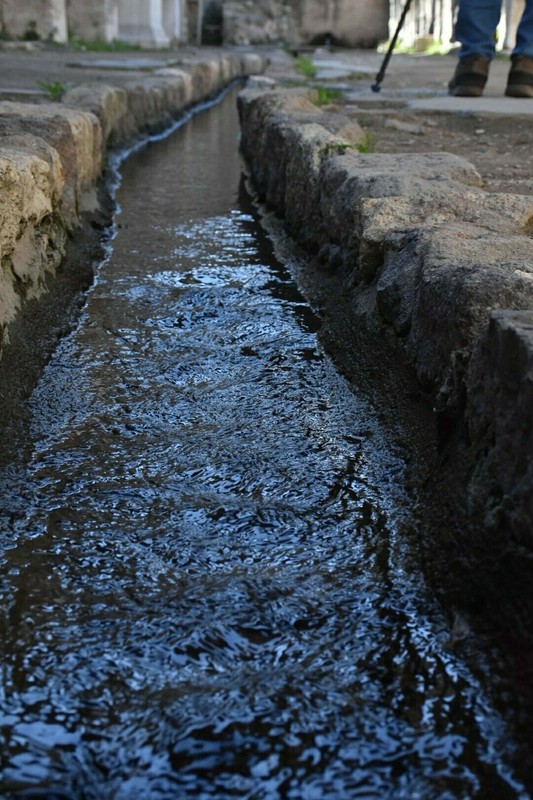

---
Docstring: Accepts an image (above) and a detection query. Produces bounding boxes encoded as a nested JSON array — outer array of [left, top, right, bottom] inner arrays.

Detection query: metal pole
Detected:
[[372, 0, 415, 92]]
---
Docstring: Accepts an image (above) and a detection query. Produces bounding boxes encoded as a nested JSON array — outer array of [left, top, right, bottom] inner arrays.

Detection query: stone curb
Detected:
[[0, 51, 264, 355], [238, 86, 533, 547]]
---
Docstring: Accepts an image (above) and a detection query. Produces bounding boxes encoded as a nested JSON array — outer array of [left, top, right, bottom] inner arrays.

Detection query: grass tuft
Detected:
[[295, 56, 317, 79], [37, 80, 66, 101], [70, 37, 142, 52], [314, 86, 343, 106], [355, 132, 377, 153]]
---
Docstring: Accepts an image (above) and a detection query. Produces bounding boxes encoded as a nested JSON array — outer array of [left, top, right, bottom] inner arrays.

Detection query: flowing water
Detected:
[[0, 87, 530, 799]]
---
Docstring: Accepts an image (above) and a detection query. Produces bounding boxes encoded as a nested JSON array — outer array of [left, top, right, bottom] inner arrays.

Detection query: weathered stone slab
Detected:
[[238, 87, 365, 245], [318, 153, 533, 283], [0, 53, 267, 358], [62, 84, 130, 144], [63, 54, 260, 147], [0, 144, 67, 343], [238, 85, 533, 548], [466, 311, 533, 545], [0, 101, 102, 223], [66, 58, 181, 71], [377, 227, 533, 405], [0, 102, 101, 350], [240, 53, 267, 76]]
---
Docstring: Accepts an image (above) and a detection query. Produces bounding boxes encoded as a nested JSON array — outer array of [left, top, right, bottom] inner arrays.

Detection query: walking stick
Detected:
[[372, 0, 415, 92]]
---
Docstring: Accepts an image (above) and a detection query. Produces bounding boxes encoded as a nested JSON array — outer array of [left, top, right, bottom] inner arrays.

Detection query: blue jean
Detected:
[[456, 0, 533, 58]]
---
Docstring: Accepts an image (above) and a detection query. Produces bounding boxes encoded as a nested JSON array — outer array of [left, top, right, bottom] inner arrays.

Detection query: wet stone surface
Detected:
[[0, 89, 530, 798]]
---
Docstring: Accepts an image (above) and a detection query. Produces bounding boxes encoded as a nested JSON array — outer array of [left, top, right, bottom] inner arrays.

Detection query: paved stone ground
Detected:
[[0, 43, 228, 95], [2, 41, 532, 110], [260, 47, 533, 196], [1, 42, 531, 196]]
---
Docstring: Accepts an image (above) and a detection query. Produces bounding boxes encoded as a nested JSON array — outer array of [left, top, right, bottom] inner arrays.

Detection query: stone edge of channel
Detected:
[[0, 51, 265, 357], [238, 85, 533, 550]]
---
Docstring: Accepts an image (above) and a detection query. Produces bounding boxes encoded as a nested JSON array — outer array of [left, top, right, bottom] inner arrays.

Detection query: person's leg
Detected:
[[449, 0, 502, 95], [513, 0, 533, 56], [455, 0, 503, 58], [506, 0, 533, 97]]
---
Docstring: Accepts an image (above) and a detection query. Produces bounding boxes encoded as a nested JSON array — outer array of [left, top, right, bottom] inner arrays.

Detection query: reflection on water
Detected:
[[0, 89, 529, 799]]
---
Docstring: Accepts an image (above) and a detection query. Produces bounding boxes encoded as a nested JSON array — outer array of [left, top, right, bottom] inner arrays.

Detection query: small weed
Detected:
[[320, 133, 376, 158], [23, 21, 40, 41], [70, 37, 142, 52], [295, 56, 317, 79], [355, 132, 377, 153], [319, 142, 355, 159], [38, 80, 66, 101], [314, 86, 343, 106], [319, 130, 377, 160]]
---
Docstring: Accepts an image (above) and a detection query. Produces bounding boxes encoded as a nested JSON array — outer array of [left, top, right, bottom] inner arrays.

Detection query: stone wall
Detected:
[[295, 0, 388, 48], [117, 0, 171, 47], [222, 0, 292, 46], [238, 86, 533, 548], [221, 0, 388, 47], [0, 0, 527, 47], [0, 0, 188, 46], [0, 0, 68, 42], [66, 0, 119, 42], [0, 52, 264, 356]]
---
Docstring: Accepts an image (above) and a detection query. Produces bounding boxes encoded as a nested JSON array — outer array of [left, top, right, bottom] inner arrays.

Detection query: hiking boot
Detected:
[[448, 55, 490, 97], [505, 55, 533, 98]]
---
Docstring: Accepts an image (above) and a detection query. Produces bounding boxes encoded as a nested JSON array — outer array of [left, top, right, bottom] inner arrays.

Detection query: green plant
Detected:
[[70, 36, 142, 52], [355, 132, 377, 153], [295, 56, 317, 79], [319, 142, 355, 159], [314, 86, 342, 106], [319, 133, 377, 160], [23, 21, 40, 41], [38, 80, 66, 101]]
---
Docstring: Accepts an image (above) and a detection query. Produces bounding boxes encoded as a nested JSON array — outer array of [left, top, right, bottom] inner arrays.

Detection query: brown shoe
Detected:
[[448, 55, 490, 97], [505, 55, 533, 98]]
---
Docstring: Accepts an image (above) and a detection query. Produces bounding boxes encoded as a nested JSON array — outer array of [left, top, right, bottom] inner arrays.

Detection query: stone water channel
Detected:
[[0, 87, 530, 799]]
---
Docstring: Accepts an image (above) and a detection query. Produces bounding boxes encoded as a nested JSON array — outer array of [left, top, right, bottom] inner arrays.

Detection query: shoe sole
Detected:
[[505, 86, 533, 98], [449, 86, 484, 97]]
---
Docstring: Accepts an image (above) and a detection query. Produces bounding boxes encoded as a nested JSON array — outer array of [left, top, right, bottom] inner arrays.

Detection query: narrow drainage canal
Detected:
[[0, 87, 529, 799]]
